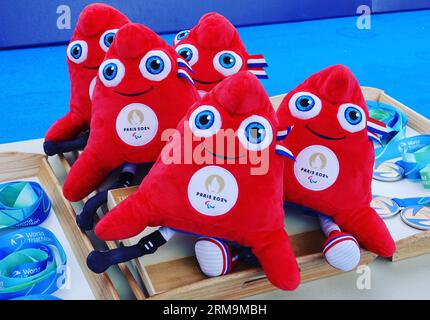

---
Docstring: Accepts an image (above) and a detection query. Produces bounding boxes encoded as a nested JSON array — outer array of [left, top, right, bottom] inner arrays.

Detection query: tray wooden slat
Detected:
[[56, 154, 146, 300], [108, 186, 377, 299]]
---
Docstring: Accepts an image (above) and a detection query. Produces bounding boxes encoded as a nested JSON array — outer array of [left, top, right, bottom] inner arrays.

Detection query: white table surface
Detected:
[[1, 138, 430, 300]]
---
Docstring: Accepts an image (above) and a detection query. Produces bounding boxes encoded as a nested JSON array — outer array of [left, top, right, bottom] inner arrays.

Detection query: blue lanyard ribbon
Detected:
[[368, 101, 430, 186], [0, 226, 67, 300], [0, 181, 51, 229], [394, 135, 430, 181], [367, 101, 408, 167]]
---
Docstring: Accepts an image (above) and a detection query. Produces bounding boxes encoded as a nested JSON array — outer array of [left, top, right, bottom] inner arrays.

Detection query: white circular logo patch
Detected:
[[188, 166, 238, 216], [293, 145, 339, 191], [115, 103, 158, 147]]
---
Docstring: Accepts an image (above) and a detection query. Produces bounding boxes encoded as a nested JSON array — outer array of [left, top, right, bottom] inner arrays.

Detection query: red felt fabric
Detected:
[[63, 23, 199, 201], [95, 71, 300, 290], [277, 65, 395, 257], [174, 12, 262, 93], [45, 4, 130, 142]]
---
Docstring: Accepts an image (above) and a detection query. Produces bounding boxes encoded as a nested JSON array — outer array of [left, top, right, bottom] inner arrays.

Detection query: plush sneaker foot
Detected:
[[322, 231, 361, 271], [195, 237, 238, 277]]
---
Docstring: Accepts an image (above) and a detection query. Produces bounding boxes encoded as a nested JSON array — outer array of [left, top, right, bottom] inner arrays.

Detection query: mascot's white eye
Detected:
[[174, 30, 190, 45], [139, 50, 172, 81], [337, 103, 366, 133], [176, 44, 199, 66], [67, 40, 88, 64], [99, 59, 125, 87], [213, 51, 243, 76], [237, 115, 273, 151], [288, 91, 322, 120], [189, 105, 222, 138], [99, 29, 119, 52]]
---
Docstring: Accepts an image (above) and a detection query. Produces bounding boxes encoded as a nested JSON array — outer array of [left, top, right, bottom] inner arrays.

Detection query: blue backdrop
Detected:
[[0, 10, 429, 144], [0, 0, 380, 49]]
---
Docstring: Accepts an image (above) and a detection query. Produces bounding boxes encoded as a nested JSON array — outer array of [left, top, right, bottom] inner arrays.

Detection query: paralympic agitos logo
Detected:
[[196, 175, 228, 209]]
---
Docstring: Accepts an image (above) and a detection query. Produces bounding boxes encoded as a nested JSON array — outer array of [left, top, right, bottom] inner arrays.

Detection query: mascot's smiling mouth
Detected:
[[84, 65, 100, 70], [305, 124, 345, 141], [203, 144, 245, 160], [193, 78, 223, 85], [115, 87, 154, 97]]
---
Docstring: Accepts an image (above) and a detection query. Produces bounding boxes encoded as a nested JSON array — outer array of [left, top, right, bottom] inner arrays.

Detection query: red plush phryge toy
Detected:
[[62, 23, 199, 203], [276, 65, 395, 270], [44, 4, 130, 156], [174, 12, 268, 97], [94, 71, 300, 290]]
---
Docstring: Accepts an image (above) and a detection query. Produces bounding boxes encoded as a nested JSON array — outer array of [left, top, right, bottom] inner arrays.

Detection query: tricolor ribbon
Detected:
[[177, 58, 195, 86], [276, 126, 293, 141], [247, 54, 268, 79], [367, 100, 408, 166], [275, 126, 295, 160]]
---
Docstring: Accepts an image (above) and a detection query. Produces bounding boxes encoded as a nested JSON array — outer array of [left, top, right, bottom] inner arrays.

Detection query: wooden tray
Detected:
[[52, 152, 146, 300], [0, 152, 120, 299], [361, 87, 430, 262], [104, 86, 430, 299]]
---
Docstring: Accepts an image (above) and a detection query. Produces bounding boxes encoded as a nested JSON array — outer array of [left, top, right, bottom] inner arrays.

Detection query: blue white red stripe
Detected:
[[275, 144, 295, 160], [368, 130, 382, 145], [323, 234, 358, 256], [367, 118, 392, 136], [276, 126, 293, 141], [248, 69, 268, 79], [247, 54, 268, 68], [177, 58, 194, 73], [177, 69, 195, 86]]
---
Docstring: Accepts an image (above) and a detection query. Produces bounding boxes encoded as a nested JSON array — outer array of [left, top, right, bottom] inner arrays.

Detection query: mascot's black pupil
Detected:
[[73, 46, 80, 56], [300, 99, 311, 107], [180, 51, 190, 59], [223, 56, 233, 65], [107, 35, 114, 44], [349, 111, 359, 120], [106, 66, 115, 76], [150, 59, 161, 70], [199, 115, 211, 125]]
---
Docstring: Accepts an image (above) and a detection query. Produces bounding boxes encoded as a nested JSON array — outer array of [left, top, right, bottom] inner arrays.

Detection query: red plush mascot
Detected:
[[174, 12, 268, 97], [44, 4, 130, 156], [63, 23, 199, 202], [276, 65, 396, 270], [94, 71, 300, 291]]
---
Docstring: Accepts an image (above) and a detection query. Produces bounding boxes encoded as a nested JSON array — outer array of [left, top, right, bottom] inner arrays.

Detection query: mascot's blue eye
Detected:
[[70, 44, 82, 59], [178, 47, 193, 62], [103, 63, 118, 81], [219, 52, 236, 69], [177, 30, 189, 41], [344, 106, 363, 125], [195, 110, 215, 130], [296, 95, 315, 111], [103, 32, 115, 48], [245, 122, 266, 144], [146, 56, 165, 75]]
